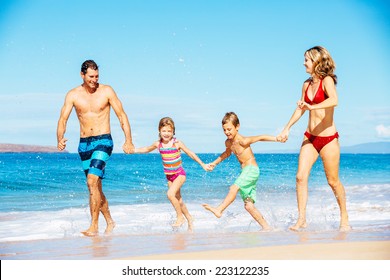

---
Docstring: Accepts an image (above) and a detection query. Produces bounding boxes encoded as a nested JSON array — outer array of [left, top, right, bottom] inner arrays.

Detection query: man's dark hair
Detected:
[[81, 60, 98, 74]]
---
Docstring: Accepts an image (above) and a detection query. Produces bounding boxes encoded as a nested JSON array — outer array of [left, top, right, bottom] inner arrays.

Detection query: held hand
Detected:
[[277, 130, 289, 143], [57, 138, 67, 151], [201, 163, 209, 171], [123, 141, 135, 154], [207, 163, 216, 171], [201, 164, 210, 172], [206, 163, 214, 171], [297, 100, 312, 111], [276, 135, 287, 143]]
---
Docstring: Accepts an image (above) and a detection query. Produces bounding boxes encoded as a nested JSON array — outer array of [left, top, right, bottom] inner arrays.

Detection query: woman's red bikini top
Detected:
[[304, 79, 328, 105]]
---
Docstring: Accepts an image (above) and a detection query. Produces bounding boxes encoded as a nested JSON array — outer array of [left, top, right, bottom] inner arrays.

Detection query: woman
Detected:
[[278, 46, 351, 231]]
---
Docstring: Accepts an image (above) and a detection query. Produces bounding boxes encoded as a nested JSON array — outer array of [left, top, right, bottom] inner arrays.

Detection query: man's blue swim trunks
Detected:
[[78, 133, 114, 179]]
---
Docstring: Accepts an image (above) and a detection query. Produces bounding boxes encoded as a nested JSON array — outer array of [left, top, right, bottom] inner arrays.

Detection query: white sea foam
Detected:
[[1, 183, 389, 243]]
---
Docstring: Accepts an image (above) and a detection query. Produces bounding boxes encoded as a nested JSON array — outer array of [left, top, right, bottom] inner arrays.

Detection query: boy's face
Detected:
[[222, 121, 239, 140]]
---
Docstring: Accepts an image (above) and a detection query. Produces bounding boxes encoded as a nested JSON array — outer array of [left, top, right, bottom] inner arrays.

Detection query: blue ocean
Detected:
[[1, 153, 389, 259]]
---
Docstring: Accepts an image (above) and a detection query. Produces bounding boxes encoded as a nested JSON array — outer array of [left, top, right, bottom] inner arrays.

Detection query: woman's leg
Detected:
[[320, 139, 351, 231], [290, 139, 319, 231]]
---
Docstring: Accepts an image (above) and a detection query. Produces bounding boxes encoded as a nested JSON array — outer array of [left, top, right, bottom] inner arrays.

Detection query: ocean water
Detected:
[[0, 153, 389, 259]]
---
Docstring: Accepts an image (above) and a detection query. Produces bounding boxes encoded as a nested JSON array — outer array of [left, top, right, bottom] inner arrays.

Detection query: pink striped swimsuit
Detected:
[[158, 138, 186, 182]]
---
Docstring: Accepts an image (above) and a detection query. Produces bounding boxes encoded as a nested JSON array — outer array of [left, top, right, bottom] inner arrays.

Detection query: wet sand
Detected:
[[124, 240, 390, 260], [1, 229, 389, 260]]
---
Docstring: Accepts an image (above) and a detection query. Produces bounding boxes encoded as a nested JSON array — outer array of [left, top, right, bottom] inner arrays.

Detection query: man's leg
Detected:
[[81, 174, 101, 236], [97, 179, 116, 234]]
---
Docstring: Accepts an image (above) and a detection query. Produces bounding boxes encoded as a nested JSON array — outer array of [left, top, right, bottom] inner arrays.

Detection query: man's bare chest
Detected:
[[74, 96, 109, 114]]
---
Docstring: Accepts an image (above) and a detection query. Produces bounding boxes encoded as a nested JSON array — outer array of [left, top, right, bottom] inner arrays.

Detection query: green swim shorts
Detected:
[[234, 165, 260, 203]]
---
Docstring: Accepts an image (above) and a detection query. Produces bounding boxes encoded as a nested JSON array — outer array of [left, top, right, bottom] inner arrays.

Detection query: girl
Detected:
[[134, 117, 210, 231]]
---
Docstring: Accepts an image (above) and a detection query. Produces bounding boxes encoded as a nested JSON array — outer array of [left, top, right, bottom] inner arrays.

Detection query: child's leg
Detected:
[[203, 185, 240, 218], [176, 189, 194, 231], [167, 176, 186, 227], [244, 199, 271, 230]]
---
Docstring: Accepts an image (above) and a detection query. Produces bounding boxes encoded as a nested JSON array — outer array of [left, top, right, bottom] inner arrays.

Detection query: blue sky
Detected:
[[0, 0, 389, 153]]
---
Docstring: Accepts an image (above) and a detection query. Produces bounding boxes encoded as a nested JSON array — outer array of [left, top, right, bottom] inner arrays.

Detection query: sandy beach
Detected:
[[2, 240, 389, 280], [2, 227, 389, 260], [125, 240, 390, 260]]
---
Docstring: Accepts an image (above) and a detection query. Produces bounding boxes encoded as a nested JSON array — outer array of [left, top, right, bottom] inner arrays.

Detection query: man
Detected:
[[57, 60, 134, 236]]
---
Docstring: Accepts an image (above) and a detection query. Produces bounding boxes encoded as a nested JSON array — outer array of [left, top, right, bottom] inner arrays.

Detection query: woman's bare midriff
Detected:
[[307, 108, 336, 136]]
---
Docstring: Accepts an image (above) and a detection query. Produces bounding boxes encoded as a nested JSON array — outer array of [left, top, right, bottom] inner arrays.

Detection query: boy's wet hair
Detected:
[[222, 112, 240, 127], [81, 60, 99, 74]]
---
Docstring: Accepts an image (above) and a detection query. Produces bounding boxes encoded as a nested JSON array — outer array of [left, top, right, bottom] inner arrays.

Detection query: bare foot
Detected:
[[289, 220, 307, 231], [333, 232, 348, 240], [339, 216, 351, 232], [187, 217, 194, 232], [81, 225, 99, 237], [104, 221, 116, 235], [260, 225, 272, 232], [81, 230, 98, 237], [172, 217, 186, 228], [339, 224, 352, 232], [202, 204, 222, 218]]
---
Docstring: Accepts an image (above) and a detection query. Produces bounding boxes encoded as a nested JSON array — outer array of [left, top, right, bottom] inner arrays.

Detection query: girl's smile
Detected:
[[159, 125, 174, 143]]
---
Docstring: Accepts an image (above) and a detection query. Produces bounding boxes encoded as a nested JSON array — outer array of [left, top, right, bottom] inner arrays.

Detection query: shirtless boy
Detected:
[[203, 112, 281, 230], [57, 60, 134, 236]]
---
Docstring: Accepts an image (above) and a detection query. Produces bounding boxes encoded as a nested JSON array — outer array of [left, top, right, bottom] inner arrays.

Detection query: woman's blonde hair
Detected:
[[158, 117, 175, 139], [305, 46, 338, 84]]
